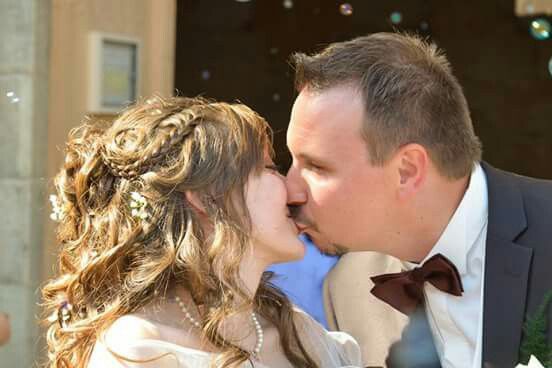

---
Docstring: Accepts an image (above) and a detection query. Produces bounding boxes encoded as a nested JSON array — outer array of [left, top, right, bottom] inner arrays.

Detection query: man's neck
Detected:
[[407, 174, 470, 262]]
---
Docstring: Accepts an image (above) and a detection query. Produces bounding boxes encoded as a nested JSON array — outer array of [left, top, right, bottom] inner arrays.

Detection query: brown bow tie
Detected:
[[370, 253, 464, 315]]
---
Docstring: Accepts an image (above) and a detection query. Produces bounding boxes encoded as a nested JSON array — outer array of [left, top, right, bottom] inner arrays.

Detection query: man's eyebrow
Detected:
[[295, 152, 326, 164]]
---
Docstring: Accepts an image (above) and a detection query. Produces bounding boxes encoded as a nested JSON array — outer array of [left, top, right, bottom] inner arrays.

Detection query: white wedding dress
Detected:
[[89, 309, 362, 367]]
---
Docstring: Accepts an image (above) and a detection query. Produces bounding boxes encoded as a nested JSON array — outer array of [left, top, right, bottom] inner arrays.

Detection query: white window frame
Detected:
[[88, 31, 141, 113]]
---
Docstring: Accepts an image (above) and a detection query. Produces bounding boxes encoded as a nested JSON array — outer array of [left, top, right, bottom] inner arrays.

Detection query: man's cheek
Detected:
[[311, 186, 343, 207]]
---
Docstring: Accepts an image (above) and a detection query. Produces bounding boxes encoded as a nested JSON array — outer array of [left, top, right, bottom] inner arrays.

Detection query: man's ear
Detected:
[[395, 143, 428, 198], [185, 191, 207, 215]]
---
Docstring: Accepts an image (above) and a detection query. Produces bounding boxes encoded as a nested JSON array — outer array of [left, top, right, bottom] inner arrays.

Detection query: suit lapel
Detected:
[[481, 162, 533, 367]]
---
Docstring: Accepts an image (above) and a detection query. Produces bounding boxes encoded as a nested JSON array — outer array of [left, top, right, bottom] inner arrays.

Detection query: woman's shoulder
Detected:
[[108, 314, 163, 341], [87, 314, 188, 368], [103, 314, 164, 353]]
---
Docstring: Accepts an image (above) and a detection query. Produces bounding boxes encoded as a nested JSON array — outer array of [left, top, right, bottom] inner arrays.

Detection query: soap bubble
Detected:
[[530, 18, 551, 40], [390, 11, 403, 25], [201, 70, 211, 80], [339, 3, 353, 16]]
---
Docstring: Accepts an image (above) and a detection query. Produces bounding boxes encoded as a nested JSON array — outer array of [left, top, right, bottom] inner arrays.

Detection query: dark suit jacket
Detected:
[[323, 162, 552, 368], [481, 162, 552, 367]]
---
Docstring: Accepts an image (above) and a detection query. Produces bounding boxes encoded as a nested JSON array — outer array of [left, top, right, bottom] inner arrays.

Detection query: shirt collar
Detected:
[[402, 163, 488, 275]]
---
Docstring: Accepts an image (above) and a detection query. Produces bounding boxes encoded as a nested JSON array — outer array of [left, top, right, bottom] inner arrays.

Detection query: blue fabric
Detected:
[[267, 235, 339, 328]]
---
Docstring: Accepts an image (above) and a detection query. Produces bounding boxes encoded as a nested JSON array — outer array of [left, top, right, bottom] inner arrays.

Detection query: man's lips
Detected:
[[289, 222, 331, 247]]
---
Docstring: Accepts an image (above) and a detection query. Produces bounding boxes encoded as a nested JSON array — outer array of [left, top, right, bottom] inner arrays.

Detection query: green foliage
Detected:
[[519, 290, 552, 366]]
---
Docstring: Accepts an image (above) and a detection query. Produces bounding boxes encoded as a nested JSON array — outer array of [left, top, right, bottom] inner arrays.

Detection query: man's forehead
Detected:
[[287, 126, 367, 166], [301, 84, 362, 109], [289, 87, 364, 142]]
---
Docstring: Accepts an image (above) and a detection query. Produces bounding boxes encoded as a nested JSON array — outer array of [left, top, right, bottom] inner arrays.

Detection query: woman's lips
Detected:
[[292, 221, 310, 235], [286, 216, 302, 233], [291, 219, 307, 230]]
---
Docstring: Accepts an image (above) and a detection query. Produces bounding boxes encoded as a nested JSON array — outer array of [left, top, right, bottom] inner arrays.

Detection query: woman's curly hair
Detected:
[[41, 96, 317, 368]]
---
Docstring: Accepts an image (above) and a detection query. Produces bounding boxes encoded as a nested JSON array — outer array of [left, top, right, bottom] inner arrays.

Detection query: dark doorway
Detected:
[[175, 0, 552, 178]]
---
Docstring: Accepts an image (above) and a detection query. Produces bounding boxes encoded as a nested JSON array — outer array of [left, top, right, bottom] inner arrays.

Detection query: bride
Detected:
[[41, 96, 361, 368]]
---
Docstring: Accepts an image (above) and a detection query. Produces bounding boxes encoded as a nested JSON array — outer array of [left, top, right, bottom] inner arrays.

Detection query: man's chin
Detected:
[[302, 232, 345, 256]]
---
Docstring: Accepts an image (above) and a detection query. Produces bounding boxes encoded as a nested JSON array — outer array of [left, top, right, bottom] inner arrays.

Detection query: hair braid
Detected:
[[100, 110, 201, 178]]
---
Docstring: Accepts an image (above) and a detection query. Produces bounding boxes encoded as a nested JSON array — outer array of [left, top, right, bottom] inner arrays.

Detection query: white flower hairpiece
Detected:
[[49, 194, 65, 221], [129, 191, 149, 220]]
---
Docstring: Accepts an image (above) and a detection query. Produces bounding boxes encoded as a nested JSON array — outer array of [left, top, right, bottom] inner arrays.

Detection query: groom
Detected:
[[285, 33, 552, 368]]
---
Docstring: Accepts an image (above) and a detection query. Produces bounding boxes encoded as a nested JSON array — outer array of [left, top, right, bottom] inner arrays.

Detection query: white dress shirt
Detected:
[[402, 163, 488, 368]]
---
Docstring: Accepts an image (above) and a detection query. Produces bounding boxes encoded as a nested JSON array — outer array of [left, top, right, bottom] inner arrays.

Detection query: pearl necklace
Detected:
[[174, 295, 264, 357]]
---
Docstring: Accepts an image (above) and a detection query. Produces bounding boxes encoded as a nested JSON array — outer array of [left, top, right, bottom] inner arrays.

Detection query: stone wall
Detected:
[[0, 0, 51, 366]]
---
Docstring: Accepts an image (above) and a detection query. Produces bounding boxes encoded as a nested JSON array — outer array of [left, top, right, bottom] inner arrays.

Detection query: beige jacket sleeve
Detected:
[[323, 252, 409, 368]]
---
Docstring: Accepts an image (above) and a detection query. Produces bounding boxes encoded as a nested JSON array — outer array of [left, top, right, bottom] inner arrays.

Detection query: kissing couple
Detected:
[[42, 32, 552, 368]]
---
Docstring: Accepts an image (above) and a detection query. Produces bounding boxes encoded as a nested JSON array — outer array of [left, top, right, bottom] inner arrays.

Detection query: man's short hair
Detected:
[[291, 32, 482, 179]]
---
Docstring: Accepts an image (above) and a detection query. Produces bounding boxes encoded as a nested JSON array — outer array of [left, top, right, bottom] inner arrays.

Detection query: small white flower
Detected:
[[129, 191, 149, 220], [49, 194, 65, 221]]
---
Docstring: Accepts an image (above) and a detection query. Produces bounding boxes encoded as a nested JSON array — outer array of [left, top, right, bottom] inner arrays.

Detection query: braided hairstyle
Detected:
[[41, 96, 318, 368]]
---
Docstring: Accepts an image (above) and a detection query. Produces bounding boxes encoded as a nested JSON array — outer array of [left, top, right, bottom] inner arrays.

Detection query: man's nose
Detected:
[[285, 165, 307, 206]]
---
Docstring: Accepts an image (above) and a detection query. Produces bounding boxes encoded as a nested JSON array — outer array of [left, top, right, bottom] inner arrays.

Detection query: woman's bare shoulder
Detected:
[[87, 315, 168, 368], [107, 314, 163, 341]]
